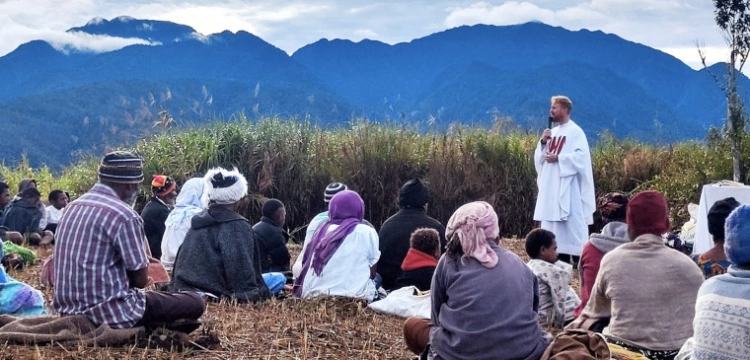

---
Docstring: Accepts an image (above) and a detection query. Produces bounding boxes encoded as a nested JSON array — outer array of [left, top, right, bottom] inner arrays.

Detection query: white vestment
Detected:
[[533, 120, 596, 256]]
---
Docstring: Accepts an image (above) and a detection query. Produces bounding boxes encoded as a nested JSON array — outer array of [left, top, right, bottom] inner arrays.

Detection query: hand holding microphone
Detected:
[[541, 116, 553, 145]]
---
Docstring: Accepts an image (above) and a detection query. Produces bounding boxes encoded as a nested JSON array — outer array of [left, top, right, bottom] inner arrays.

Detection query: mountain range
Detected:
[[0, 16, 745, 168]]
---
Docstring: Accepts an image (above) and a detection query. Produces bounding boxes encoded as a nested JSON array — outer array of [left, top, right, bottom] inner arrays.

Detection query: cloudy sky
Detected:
[[0, 0, 731, 69]]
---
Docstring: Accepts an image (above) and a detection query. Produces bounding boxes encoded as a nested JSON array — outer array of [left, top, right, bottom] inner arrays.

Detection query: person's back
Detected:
[[432, 225, 550, 359], [160, 177, 206, 271], [295, 190, 380, 302], [575, 221, 628, 318], [404, 201, 551, 359], [141, 203, 170, 260], [53, 182, 148, 328], [678, 204, 750, 360], [173, 205, 271, 302], [593, 236, 702, 349], [141, 175, 177, 260], [378, 178, 445, 290], [299, 222, 379, 300], [582, 191, 703, 355], [252, 199, 290, 273], [524, 229, 580, 329], [393, 228, 440, 292]]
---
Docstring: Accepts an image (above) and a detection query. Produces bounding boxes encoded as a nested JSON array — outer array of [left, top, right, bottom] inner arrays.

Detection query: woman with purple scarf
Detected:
[[293, 190, 380, 302]]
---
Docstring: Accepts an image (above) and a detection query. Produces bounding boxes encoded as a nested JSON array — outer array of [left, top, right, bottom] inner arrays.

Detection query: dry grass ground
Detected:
[[3, 239, 576, 359]]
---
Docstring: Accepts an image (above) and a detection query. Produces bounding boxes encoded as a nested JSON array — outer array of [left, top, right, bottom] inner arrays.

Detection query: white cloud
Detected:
[[660, 45, 730, 69], [0, 0, 735, 71], [49, 31, 158, 54], [354, 29, 379, 38], [443, 1, 725, 69]]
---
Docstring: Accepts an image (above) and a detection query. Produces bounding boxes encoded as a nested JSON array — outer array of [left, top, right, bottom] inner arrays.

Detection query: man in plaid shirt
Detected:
[[53, 151, 204, 330]]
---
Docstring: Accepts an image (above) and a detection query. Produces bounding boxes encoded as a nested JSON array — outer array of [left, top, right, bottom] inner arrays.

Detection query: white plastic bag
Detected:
[[368, 286, 431, 319]]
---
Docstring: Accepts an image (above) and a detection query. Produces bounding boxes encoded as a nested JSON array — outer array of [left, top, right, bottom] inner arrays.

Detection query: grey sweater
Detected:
[[430, 242, 552, 360], [582, 234, 704, 351], [173, 205, 271, 303]]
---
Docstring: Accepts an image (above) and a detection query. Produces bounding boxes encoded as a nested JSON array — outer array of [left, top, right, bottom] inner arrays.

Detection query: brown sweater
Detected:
[[582, 234, 704, 351]]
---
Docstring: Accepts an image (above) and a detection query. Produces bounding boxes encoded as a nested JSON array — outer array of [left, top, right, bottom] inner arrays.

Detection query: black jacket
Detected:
[[393, 267, 436, 292], [377, 209, 446, 290], [173, 205, 271, 303], [1, 199, 42, 235], [140, 197, 170, 259], [252, 216, 291, 273]]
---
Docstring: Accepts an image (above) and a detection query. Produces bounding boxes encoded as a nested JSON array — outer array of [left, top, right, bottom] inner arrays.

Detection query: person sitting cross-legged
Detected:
[[172, 168, 271, 303], [525, 228, 581, 329], [403, 201, 552, 360], [293, 190, 380, 302], [2, 188, 45, 245], [579, 190, 704, 360], [378, 178, 446, 290], [53, 151, 205, 331]]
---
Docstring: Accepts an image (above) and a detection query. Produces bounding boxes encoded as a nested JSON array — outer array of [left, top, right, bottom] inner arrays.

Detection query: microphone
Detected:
[[548, 116, 553, 129]]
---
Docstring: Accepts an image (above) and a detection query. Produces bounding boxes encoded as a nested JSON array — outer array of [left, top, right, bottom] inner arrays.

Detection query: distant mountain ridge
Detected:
[[0, 17, 745, 167]]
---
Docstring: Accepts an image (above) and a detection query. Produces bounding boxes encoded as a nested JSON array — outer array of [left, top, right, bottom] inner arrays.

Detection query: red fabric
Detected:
[[401, 249, 438, 272], [573, 242, 604, 318], [626, 190, 670, 236]]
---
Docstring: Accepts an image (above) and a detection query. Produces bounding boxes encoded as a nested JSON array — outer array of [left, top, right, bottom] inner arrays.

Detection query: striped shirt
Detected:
[[53, 183, 148, 328]]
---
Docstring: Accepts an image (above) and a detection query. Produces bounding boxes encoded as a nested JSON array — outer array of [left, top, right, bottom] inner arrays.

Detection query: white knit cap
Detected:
[[204, 167, 248, 204]]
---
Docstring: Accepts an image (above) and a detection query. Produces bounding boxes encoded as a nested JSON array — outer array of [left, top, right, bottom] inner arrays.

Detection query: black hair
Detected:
[[525, 228, 556, 259], [0, 182, 8, 193], [48, 189, 65, 203], [410, 228, 440, 258]]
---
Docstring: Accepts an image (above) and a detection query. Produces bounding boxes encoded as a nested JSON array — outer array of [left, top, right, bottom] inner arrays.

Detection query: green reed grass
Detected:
[[0, 118, 738, 237]]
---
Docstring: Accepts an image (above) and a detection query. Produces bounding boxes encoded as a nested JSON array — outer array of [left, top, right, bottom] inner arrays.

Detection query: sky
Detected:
[[0, 0, 732, 69]]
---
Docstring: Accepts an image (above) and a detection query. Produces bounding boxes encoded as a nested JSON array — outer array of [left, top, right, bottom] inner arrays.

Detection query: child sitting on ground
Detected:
[[393, 228, 440, 291], [525, 228, 581, 329]]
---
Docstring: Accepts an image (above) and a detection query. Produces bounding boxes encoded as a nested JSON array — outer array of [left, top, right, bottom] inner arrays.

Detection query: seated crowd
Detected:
[[1, 150, 749, 360]]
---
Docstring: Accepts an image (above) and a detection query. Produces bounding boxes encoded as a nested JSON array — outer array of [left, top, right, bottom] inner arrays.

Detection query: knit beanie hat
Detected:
[[324, 183, 348, 203], [708, 197, 741, 240], [626, 190, 670, 237], [151, 175, 176, 197], [398, 178, 430, 209], [98, 151, 144, 184], [262, 199, 285, 219], [725, 204, 750, 266], [204, 167, 248, 204]]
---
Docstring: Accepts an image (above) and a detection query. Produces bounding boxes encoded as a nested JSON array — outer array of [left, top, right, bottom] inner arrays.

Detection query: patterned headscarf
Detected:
[[151, 175, 176, 197], [597, 192, 629, 224], [446, 201, 499, 268]]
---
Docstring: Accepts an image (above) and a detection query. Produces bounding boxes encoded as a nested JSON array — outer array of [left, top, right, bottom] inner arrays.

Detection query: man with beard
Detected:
[[533, 96, 596, 263]]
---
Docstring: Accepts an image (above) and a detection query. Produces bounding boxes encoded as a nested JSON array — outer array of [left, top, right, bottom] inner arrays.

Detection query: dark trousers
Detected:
[[135, 291, 205, 328]]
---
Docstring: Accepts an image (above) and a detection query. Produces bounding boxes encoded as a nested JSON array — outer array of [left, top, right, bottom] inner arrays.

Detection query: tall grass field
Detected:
[[0, 117, 739, 239]]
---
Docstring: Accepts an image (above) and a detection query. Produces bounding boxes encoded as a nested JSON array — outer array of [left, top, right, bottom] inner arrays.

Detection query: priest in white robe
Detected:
[[533, 96, 596, 257]]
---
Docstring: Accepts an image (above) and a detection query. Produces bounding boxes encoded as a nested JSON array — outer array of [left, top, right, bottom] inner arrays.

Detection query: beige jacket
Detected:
[[581, 234, 704, 351]]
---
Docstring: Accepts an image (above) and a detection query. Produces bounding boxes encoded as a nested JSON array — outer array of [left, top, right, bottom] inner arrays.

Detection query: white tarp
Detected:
[[693, 180, 750, 255]]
